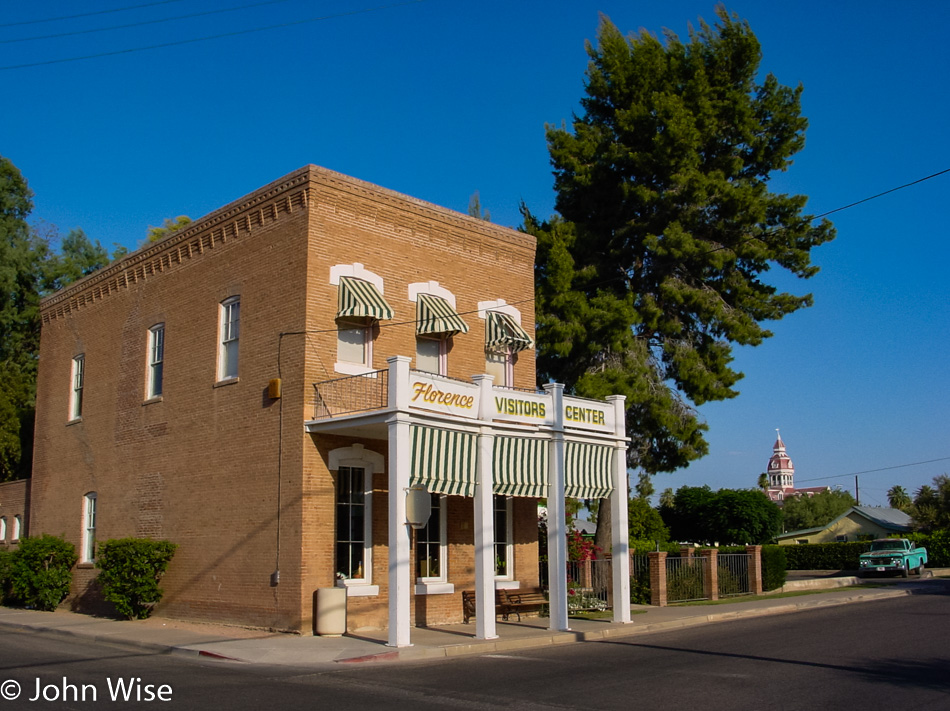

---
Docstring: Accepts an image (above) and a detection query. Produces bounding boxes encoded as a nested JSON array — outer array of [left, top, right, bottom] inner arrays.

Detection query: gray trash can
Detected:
[[314, 587, 347, 636]]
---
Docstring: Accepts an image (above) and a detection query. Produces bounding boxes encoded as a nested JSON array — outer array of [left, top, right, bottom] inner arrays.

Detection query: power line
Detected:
[[1, 0, 300, 45], [0, 0, 186, 28], [796, 456, 950, 484], [0, 0, 429, 70]]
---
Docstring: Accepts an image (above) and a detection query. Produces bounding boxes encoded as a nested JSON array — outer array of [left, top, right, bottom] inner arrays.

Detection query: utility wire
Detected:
[[0, 0, 429, 70], [0, 0, 186, 28], [1, 0, 300, 45], [796, 456, 950, 484]]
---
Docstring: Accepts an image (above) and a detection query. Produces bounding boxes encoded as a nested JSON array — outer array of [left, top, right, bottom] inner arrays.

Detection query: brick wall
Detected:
[[31, 165, 539, 634]]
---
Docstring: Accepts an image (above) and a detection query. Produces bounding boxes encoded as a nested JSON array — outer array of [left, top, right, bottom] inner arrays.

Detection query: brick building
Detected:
[[30, 165, 631, 644]]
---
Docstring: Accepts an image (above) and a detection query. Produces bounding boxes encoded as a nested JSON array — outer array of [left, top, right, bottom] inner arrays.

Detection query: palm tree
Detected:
[[758, 472, 770, 492], [659, 488, 675, 509], [887, 485, 911, 511]]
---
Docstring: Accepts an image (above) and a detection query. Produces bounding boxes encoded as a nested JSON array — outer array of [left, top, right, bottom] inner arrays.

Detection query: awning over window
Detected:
[[337, 276, 394, 321], [493, 437, 549, 497], [564, 442, 614, 499], [416, 293, 469, 336], [410, 426, 477, 497], [485, 311, 533, 353]]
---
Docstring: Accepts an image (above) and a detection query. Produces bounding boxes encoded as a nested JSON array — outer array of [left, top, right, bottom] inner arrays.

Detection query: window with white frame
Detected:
[[70, 354, 85, 420], [218, 297, 240, 381], [416, 493, 446, 582], [494, 495, 513, 579], [485, 349, 512, 387], [337, 320, 372, 369], [147, 324, 165, 398], [12, 515, 21, 541], [336, 467, 370, 583], [81, 493, 97, 562], [415, 336, 447, 376], [0, 516, 6, 542]]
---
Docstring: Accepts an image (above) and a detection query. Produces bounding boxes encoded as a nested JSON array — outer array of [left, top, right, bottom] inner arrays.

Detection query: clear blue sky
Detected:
[[3, 1, 949, 506]]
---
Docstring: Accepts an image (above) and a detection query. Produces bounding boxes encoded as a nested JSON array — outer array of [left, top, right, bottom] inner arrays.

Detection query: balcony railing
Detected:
[[313, 369, 388, 419]]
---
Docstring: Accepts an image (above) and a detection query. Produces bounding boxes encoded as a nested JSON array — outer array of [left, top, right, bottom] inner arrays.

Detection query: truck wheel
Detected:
[[918, 563, 925, 576], [901, 562, 909, 578]]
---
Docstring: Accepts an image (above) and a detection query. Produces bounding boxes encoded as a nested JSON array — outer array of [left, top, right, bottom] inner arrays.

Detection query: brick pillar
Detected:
[[702, 549, 719, 601], [648, 551, 668, 607], [746, 545, 763, 595], [680, 546, 694, 560], [581, 558, 592, 589]]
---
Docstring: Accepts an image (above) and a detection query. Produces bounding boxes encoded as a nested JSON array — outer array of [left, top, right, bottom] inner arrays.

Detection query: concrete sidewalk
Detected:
[[0, 581, 929, 669]]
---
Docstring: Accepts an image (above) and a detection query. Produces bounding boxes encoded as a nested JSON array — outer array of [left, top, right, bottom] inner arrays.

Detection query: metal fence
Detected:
[[666, 555, 709, 603], [718, 553, 752, 598], [313, 369, 388, 419]]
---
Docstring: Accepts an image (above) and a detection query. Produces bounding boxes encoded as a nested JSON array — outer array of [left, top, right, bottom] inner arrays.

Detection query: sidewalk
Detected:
[[0, 580, 930, 669]]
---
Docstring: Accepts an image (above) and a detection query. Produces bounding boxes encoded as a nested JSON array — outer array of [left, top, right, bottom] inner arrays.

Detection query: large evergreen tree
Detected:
[[527, 9, 834, 550]]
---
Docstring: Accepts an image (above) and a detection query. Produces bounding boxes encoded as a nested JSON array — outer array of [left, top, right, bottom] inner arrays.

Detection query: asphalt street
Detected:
[[2, 582, 948, 710]]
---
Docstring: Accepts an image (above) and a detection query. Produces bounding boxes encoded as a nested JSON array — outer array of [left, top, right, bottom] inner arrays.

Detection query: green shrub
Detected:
[[96, 538, 177, 619], [782, 541, 871, 570], [761, 545, 787, 591], [907, 531, 950, 567], [8, 535, 78, 611], [0, 550, 15, 604]]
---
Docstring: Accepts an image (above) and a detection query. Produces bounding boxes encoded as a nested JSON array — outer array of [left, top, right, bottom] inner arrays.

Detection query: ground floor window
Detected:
[[336, 466, 368, 581], [494, 495, 513, 579], [81, 493, 96, 562], [416, 493, 446, 581]]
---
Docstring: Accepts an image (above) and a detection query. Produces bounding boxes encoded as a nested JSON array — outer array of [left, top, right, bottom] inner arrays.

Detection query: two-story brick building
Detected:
[[29, 165, 631, 644]]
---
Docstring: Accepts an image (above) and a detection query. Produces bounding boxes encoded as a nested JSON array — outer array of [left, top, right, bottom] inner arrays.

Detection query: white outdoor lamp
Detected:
[[405, 485, 432, 529]]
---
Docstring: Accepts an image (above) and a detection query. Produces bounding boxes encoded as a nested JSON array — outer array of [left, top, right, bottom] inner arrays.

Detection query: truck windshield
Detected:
[[870, 541, 902, 551]]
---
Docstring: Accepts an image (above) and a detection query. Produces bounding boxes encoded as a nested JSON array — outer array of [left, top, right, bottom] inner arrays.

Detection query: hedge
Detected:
[[761, 545, 787, 591], [7, 535, 78, 611], [96, 538, 177, 619]]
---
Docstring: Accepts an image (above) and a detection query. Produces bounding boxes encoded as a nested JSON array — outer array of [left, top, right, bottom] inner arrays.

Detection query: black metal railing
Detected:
[[312, 369, 388, 419]]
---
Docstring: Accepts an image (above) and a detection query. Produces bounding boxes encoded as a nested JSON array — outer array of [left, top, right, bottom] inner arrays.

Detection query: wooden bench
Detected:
[[462, 590, 507, 623], [498, 588, 548, 621]]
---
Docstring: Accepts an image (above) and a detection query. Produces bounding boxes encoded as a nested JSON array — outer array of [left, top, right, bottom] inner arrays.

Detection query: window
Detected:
[[416, 337, 447, 376], [0, 517, 6, 542], [12, 515, 21, 541], [218, 297, 240, 381], [337, 320, 372, 368], [336, 467, 369, 583], [147, 324, 164, 398], [485, 350, 512, 387], [494, 496, 513, 579], [70, 355, 85, 420], [81, 493, 97, 563], [416, 493, 446, 582]]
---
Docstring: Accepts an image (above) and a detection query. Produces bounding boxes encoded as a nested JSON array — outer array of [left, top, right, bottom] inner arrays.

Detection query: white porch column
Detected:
[[543, 383, 569, 632], [472, 374, 497, 639], [386, 356, 412, 647], [607, 394, 631, 623]]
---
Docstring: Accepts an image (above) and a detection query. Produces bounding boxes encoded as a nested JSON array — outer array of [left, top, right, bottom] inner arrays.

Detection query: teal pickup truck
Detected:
[[858, 538, 928, 577]]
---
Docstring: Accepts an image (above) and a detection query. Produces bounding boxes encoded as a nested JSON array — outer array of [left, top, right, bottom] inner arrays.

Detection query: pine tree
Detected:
[[528, 9, 834, 552]]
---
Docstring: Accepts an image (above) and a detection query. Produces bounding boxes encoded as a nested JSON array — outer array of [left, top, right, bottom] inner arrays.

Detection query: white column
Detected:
[[387, 356, 412, 647], [543, 383, 569, 632], [472, 374, 498, 639], [607, 394, 631, 623]]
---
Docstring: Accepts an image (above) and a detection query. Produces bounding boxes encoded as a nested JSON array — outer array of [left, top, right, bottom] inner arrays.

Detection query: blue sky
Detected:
[[3, 0, 949, 505]]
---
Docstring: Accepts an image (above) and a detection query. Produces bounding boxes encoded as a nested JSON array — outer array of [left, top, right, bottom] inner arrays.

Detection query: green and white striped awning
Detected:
[[493, 437, 549, 497], [564, 442, 614, 499], [416, 293, 469, 336], [485, 311, 533, 353], [410, 426, 477, 497], [337, 276, 394, 321]]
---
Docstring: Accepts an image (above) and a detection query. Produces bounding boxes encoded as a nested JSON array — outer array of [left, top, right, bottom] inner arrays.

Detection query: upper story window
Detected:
[[147, 324, 165, 398], [69, 354, 85, 420], [410, 285, 468, 377], [81, 492, 97, 563], [218, 297, 240, 381], [330, 265, 393, 376], [479, 301, 533, 388]]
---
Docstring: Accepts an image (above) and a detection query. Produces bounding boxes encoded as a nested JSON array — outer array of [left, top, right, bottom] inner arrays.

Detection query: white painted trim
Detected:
[[408, 281, 457, 308], [328, 443, 384, 473], [345, 585, 379, 597], [329, 263, 385, 292], [476, 299, 522, 323], [494, 580, 521, 590], [414, 582, 455, 595]]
